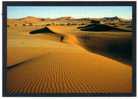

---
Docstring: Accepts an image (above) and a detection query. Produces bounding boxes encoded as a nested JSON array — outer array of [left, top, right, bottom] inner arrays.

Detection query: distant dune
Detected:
[[79, 23, 131, 32], [30, 27, 56, 34], [18, 16, 43, 23]]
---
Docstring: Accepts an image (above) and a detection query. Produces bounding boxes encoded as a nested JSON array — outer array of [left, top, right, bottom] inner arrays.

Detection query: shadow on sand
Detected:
[[77, 35, 132, 65], [30, 27, 56, 34], [30, 27, 65, 42], [79, 23, 132, 32], [77, 23, 132, 65], [29, 26, 132, 65]]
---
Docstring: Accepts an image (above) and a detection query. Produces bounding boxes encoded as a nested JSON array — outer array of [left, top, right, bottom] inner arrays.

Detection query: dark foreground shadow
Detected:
[[78, 35, 132, 65]]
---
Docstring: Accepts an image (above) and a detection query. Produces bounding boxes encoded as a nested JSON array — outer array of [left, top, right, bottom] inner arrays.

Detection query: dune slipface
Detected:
[[30, 27, 56, 34], [7, 24, 132, 95]]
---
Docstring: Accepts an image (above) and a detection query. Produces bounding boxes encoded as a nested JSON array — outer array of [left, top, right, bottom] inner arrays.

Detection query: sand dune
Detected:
[[49, 26, 132, 64], [79, 23, 131, 32], [7, 40, 131, 94], [7, 26, 132, 95]]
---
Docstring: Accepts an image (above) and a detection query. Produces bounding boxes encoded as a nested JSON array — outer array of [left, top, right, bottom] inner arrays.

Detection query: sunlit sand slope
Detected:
[[7, 40, 131, 95], [7, 26, 132, 95]]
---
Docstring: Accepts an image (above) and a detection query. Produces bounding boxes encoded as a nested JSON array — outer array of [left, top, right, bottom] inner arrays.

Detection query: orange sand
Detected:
[[7, 26, 132, 95]]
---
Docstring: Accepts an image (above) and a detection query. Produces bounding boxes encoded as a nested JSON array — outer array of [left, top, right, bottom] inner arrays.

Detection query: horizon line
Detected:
[[7, 16, 132, 20]]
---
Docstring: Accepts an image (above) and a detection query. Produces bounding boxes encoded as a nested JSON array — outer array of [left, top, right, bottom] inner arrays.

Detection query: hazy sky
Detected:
[[7, 6, 132, 19]]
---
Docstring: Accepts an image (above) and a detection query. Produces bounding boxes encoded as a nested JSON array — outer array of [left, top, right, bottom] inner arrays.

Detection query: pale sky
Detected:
[[7, 6, 132, 19]]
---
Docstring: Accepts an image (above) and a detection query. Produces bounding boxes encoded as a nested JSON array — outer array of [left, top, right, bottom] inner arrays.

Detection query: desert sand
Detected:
[[6, 17, 132, 95]]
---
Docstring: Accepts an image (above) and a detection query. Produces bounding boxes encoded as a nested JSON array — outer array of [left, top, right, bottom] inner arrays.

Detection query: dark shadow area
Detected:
[[29, 27, 65, 42], [78, 23, 132, 32], [30, 27, 56, 34], [60, 35, 64, 42], [78, 35, 132, 65]]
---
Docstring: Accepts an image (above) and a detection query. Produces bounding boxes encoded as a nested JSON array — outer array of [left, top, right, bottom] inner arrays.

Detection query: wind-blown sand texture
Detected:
[[7, 24, 132, 95]]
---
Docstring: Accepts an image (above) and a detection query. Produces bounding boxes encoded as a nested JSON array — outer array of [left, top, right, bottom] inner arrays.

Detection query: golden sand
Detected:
[[7, 26, 132, 95]]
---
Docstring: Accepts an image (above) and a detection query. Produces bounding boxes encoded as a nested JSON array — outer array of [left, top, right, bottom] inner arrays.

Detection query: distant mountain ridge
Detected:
[[8, 16, 131, 21], [18, 16, 42, 22], [7, 16, 132, 29]]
